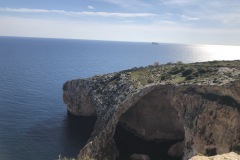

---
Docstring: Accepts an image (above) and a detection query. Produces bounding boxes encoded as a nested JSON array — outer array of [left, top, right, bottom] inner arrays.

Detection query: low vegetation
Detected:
[[123, 60, 240, 86]]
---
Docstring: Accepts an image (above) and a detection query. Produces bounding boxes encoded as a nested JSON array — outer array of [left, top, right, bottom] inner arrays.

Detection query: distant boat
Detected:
[[152, 42, 159, 44]]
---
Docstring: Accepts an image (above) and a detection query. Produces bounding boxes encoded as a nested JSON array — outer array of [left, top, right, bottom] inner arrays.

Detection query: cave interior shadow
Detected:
[[114, 124, 183, 160], [114, 90, 184, 160]]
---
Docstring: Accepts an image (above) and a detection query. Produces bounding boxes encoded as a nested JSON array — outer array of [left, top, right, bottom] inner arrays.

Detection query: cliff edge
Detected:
[[63, 61, 240, 160]]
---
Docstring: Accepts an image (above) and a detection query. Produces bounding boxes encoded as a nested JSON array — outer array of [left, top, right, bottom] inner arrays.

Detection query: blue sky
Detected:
[[0, 0, 240, 45]]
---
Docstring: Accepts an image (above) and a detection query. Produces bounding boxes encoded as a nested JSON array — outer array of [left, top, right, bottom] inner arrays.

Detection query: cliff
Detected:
[[63, 60, 240, 160]]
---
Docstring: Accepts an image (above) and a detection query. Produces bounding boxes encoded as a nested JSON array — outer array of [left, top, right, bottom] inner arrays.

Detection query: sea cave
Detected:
[[114, 90, 185, 160]]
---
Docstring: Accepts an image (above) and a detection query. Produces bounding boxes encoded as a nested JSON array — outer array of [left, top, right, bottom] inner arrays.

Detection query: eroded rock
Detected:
[[119, 90, 185, 141], [63, 61, 240, 160], [168, 141, 185, 158]]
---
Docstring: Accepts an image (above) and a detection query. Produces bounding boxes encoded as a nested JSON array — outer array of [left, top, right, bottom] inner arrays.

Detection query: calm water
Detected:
[[0, 36, 240, 160]]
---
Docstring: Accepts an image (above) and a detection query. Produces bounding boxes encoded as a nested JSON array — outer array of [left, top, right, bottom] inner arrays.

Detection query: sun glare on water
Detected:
[[200, 45, 240, 61]]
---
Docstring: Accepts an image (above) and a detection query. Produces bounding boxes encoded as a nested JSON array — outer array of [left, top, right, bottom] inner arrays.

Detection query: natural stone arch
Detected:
[[115, 87, 186, 159], [76, 83, 240, 160], [62, 61, 240, 160], [77, 85, 190, 160], [118, 88, 185, 141]]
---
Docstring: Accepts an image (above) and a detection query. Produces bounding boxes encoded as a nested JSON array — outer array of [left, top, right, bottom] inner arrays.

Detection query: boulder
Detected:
[[168, 141, 184, 158]]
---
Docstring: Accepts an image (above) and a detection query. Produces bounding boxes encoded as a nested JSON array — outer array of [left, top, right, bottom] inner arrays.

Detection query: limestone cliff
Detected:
[[63, 61, 240, 160]]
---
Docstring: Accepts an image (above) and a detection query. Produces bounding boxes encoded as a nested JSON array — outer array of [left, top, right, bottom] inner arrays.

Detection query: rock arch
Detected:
[[63, 79, 240, 160], [115, 88, 186, 159], [119, 88, 185, 141]]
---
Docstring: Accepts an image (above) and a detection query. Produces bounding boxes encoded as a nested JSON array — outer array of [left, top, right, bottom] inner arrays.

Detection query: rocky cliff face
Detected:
[[63, 61, 240, 160]]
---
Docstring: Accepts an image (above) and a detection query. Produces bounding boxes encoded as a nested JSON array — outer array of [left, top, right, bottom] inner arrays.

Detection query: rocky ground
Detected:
[[190, 152, 240, 160]]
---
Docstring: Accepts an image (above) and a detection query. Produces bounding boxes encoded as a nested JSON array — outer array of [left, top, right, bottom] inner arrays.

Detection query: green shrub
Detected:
[[170, 66, 184, 75], [197, 67, 208, 74], [161, 74, 171, 80], [147, 79, 154, 83], [193, 72, 199, 77], [182, 69, 193, 77], [186, 74, 195, 80]]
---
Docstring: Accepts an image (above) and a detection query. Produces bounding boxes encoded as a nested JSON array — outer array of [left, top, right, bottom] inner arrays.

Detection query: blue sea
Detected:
[[0, 36, 240, 160]]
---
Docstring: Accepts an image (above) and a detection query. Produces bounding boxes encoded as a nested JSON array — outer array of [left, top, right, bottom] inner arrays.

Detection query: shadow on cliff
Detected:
[[113, 90, 184, 160], [114, 124, 182, 160], [61, 112, 97, 157]]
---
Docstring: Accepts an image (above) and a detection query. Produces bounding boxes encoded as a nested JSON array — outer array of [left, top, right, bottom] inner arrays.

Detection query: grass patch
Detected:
[[171, 77, 186, 83]]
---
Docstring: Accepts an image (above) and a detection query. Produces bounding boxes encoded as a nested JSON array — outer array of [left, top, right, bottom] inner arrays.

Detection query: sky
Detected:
[[0, 0, 240, 45]]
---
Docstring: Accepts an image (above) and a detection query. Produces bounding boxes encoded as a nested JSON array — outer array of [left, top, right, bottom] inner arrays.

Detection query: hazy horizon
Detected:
[[1, 0, 240, 45]]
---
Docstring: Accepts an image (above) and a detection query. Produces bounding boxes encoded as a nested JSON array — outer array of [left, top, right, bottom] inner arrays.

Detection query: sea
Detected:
[[0, 36, 240, 160]]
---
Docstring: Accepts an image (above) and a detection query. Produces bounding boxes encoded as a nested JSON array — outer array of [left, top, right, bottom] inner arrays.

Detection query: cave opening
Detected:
[[114, 90, 185, 160]]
